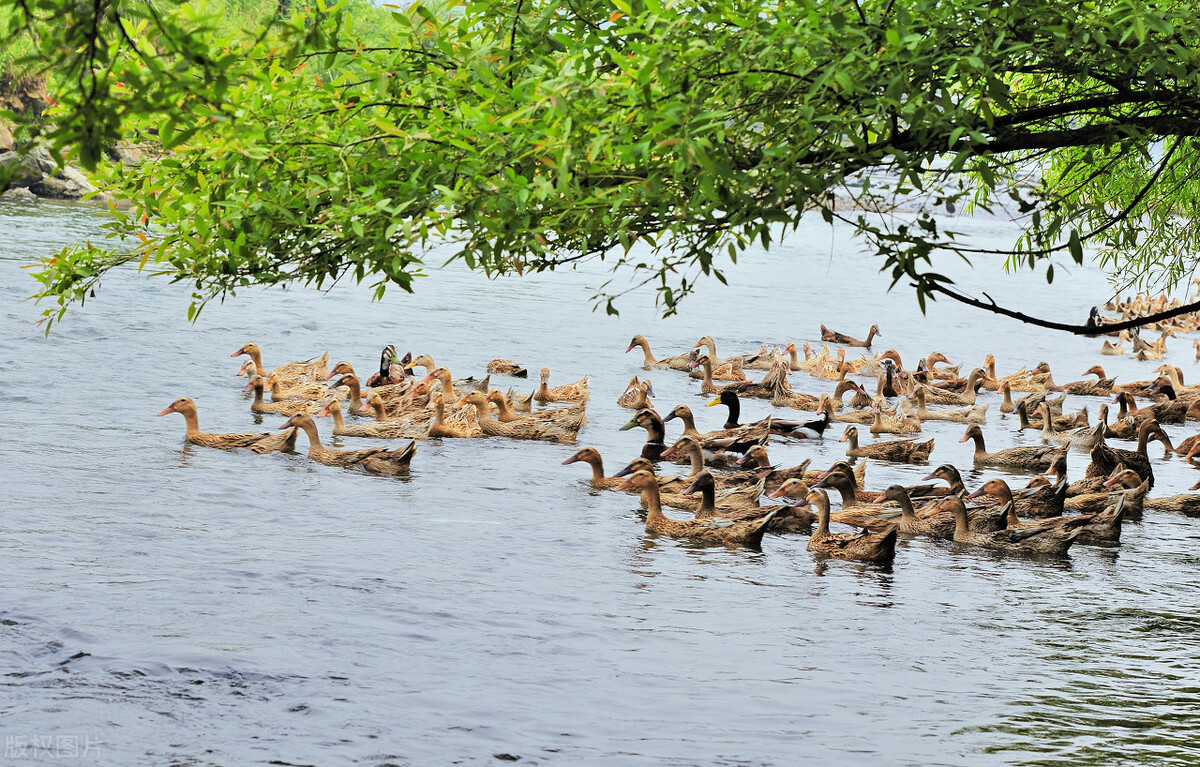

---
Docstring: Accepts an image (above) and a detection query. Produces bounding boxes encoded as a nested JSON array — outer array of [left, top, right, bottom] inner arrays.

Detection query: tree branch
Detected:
[[921, 281, 1200, 336]]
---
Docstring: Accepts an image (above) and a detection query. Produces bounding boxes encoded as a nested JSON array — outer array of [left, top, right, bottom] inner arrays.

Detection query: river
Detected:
[[2, 198, 1199, 766]]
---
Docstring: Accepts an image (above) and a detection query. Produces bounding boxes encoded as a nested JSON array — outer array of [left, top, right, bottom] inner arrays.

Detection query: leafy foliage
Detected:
[[5, 0, 1200, 328]]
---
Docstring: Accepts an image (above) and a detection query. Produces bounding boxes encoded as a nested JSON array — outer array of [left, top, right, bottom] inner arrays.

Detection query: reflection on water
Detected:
[[3, 198, 1200, 765]]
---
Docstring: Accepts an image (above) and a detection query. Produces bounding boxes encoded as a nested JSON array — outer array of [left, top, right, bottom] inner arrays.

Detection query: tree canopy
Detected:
[[5, 0, 1200, 330]]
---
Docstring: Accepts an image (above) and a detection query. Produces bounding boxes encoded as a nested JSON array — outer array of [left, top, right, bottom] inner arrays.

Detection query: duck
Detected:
[[330, 373, 370, 415], [820, 323, 881, 349], [970, 478, 1120, 543], [231, 343, 329, 382], [1140, 379, 1194, 425], [809, 347, 859, 381], [698, 355, 788, 399], [1059, 365, 1116, 396], [420, 366, 492, 402], [264, 372, 349, 402], [920, 368, 988, 406], [365, 345, 409, 386], [874, 485, 956, 538], [1084, 419, 1170, 489], [486, 389, 587, 428], [1100, 331, 1131, 355], [617, 378, 655, 409], [457, 391, 581, 442], [534, 368, 589, 404], [601, 455, 689, 494], [911, 388, 988, 424], [959, 424, 1064, 471], [486, 358, 528, 378], [1068, 469, 1146, 517], [280, 414, 417, 474], [1145, 488, 1200, 516], [840, 425, 933, 463], [772, 410, 829, 440], [1034, 402, 1094, 449], [687, 343, 749, 381], [427, 391, 481, 438], [1015, 400, 1088, 432], [620, 408, 668, 460], [918, 465, 1008, 531], [770, 474, 893, 525], [662, 404, 770, 455], [625, 335, 694, 370], [792, 488, 898, 563], [809, 468, 884, 506], [735, 444, 850, 489], [562, 447, 630, 489], [869, 401, 922, 435], [704, 390, 753, 429], [245, 375, 326, 416], [157, 397, 297, 453], [937, 496, 1082, 555], [315, 399, 426, 439], [684, 471, 814, 533], [819, 396, 877, 425], [616, 470, 776, 547]]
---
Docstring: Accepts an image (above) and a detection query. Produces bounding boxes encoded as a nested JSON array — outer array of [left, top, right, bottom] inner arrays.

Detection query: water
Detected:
[[3, 198, 1200, 766]]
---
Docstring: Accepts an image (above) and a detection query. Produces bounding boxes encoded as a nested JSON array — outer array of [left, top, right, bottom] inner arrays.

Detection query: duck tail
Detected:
[[747, 510, 777, 547]]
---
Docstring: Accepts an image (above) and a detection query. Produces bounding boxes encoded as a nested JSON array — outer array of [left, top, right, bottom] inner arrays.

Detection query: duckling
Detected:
[[281, 414, 416, 474], [791, 489, 898, 563], [245, 375, 326, 416], [616, 470, 776, 547], [820, 324, 881, 349], [960, 424, 1064, 471], [457, 391, 581, 442], [840, 425, 933, 463], [232, 343, 329, 382], [938, 496, 1082, 555], [157, 397, 298, 454], [315, 399, 426, 439], [625, 335, 694, 370]]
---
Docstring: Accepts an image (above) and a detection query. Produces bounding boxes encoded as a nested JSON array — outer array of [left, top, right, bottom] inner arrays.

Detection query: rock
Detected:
[[2, 186, 36, 201], [0, 144, 98, 199], [0, 122, 12, 151]]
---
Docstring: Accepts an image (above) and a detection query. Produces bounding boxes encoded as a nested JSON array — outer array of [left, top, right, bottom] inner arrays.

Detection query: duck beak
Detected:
[[1102, 476, 1123, 487], [965, 487, 986, 499], [958, 433, 970, 443], [662, 411, 678, 423], [839, 433, 849, 442], [811, 477, 830, 489], [614, 477, 635, 491], [277, 420, 293, 430], [454, 398, 469, 409], [156, 405, 175, 416], [625, 341, 636, 353], [661, 446, 677, 459], [705, 397, 721, 407], [736, 453, 750, 466], [230, 347, 244, 357], [613, 463, 638, 478], [767, 487, 787, 499], [920, 471, 937, 481], [645, 384, 655, 398], [242, 380, 256, 392], [561, 453, 582, 465], [619, 417, 640, 431], [324, 370, 337, 380]]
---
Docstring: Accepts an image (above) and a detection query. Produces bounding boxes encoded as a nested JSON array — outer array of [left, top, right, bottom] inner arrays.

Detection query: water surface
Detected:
[[2, 198, 1199, 766]]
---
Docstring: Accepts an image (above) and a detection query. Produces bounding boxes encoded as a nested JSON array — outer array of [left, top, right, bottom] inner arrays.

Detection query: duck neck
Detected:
[[180, 407, 203, 439], [344, 379, 363, 411], [436, 371, 455, 398], [830, 478, 857, 507], [1136, 424, 1156, 455], [788, 346, 800, 369], [696, 483, 717, 517], [701, 338, 717, 359], [431, 401, 447, 428], [584, 455, 606, 484], [1005, 503, 1020, 528], [951, 504, 969, 537], [701, 360, 714, 389], [723, 397, 740, 428], [492, 396, 515, 420], [816, 500, 831, 537], [685, 445, 705, 479], [251, 383, 266, 408], [329, 403, 347, 430], [1016, 404, 1032, 429], [895, 491, 916, 520], [267, 378, 285, 401], [248, 348, 265, 375], [296, 419, 323, 452], [636, 339, 658, 366], [1002, 387, 1013, 409], [642, 483, 667, 527], [677, 410, 700, 439], [864, 326, 877, 345], [967, 430, 987, 456], [845, 430, 859, 452]]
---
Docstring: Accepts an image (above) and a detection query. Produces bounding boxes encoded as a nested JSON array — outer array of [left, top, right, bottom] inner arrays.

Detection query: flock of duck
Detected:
[[563, 302, 1200, 564], [157, 342, 590, 474], [156, 292, 1200, 567]]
